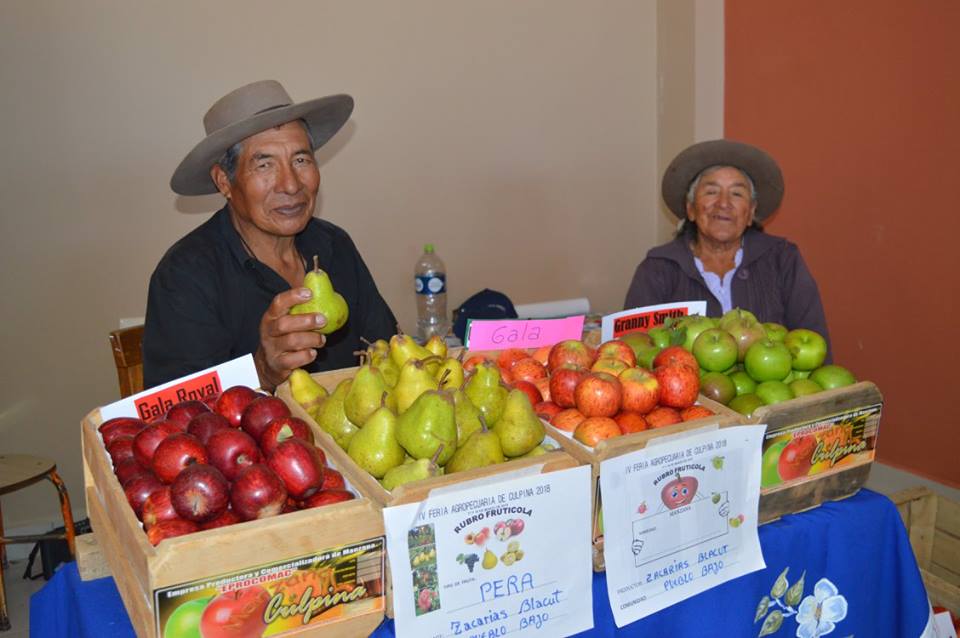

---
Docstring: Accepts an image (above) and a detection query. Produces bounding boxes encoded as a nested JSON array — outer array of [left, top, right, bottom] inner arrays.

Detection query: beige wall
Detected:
[[0, 1, 719, 530]]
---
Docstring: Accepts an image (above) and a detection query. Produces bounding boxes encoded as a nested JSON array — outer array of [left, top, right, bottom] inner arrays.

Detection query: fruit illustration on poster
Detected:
[[660, 473, 699, 510], [199, 586, 270, 638]]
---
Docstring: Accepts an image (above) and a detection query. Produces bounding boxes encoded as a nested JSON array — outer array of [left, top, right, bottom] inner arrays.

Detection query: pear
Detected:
[[445, 416, 505, 473], [396, 390, 457, 465], [436, 356, 465, 390], [464, 362, 508, 426], [424, 334, 448, 359], [395, 358, 439, 413], [493, 389, 545, 457], [381, 445, 445, 491], [289, 369, 327, 416], [453, 389, 483, 444], [519, 442, 556, 458], [315, 378, 358, 449], [290, 255, 348, 334], [347, 396, 405, 478], [364, 337, 390, 360], [344, 363, 390, 426], [482, 549, 498, 570], [389, 333, 432, 369]]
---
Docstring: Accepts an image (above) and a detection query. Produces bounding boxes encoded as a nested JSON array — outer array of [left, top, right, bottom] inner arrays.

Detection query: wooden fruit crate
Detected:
[[81, 407, 387, 638], [540, 396, 742, 571], [892, 487, 960, 618], [747, 381, 883, 523]]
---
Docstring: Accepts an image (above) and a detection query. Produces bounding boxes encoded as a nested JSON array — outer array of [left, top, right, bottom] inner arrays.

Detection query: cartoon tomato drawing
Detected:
[[660, 473, 699, 510]]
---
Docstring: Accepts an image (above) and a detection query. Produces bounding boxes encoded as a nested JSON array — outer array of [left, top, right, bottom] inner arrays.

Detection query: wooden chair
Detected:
[[109, 325, 144, 398], [0, 455, 76, 631]]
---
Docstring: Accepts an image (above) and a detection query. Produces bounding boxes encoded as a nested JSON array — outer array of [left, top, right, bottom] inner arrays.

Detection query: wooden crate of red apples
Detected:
[[468, 338, 737, 450], [97, 386, 358, 545]]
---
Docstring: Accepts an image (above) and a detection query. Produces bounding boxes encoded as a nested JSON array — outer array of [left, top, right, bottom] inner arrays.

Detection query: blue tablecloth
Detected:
[[32, 489, 931, 637]]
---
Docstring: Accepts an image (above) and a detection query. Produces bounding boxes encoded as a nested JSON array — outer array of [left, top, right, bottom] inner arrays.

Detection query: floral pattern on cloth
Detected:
[[755, 568, 849, 637]]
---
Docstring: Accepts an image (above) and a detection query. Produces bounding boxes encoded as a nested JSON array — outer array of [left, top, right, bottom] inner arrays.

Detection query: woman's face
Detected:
[[686, 166, 757, 245]]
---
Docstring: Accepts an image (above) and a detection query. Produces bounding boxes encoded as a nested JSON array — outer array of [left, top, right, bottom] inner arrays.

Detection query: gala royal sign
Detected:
[[99, 355, 261, 421], [600, 301, 708, 342]]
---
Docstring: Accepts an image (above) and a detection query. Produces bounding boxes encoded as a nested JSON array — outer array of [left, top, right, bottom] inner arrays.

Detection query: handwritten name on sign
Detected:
[[600, 301, 707, 342], [466, 316, 585, 350]]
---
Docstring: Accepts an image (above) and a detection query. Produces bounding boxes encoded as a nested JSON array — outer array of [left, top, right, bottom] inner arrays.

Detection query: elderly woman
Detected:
[[624, 139, 831, 351]]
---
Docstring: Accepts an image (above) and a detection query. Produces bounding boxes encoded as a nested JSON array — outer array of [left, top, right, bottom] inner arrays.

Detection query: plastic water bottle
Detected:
[[415, 243, 450, 341]]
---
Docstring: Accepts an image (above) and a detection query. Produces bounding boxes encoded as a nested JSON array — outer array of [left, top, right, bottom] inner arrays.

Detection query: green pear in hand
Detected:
[[290, 255, 348, 334]]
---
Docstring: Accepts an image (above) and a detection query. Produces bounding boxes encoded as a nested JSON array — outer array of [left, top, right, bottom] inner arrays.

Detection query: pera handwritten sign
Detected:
[[99, 354, 260, 421], [382, 465, 594, 638], [599, 425, 765, 626], [600, 301, 708, 342], [465, 316, 585, 351]]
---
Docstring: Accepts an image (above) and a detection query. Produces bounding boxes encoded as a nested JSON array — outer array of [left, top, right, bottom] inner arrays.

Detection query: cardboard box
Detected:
[[82, 407, 387, 638]]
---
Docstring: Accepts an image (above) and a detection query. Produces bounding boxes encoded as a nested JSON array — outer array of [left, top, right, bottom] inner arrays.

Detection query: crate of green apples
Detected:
[[622, 308, 883, 523]]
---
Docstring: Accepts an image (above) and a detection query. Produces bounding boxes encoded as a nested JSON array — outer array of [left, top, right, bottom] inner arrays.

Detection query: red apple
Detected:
[[653, 346, 698, 371], [550, 408, 585, 432], [321, 468, 346, 491], [654, 364, 699, 409], [548, 340, 595, 372], [591, 357, 630, 376], [186, 411, 231, 445], [170, 463, 230, 522], [124, 473, 164, 519], [511, 357, 548, 383], [230, 464, 287, 521], [200, 586, 270, 638], [164, 400, 211, 431], [532, 377, 551, 402], [259, 417, 315, 457], [267, 438, 325, 500], [132, 421, 181, 469], [646, 406, 682, 428], [619, 367, 661, 414], [534, 401, 562, 421], [614, 411, 649, 434], [99, 417, 147, 447], [240, 396, 290, 442], [199, 509, 241, 530], [681, 405, 715, 421], [497, 348, 530, 371], [141, 486, 178, 529], [201, 392, 221, 409], [549, 365, 586, 408], [574, 372, 622, 418], [597, 340, 637, 367], [152, 433, 208, 484], [146, 518, 198, 546], [107, 436, 136, 464], [778, 435, 817, 481], [511, 380, 543, 407], [661, 473, 699, 509], [301, 489, 355, 509], [531, 345, 551, 365], [215, 386, 259, 428], [573, 417, 621, 446], [114, 458, 149, 487], [207, 428, 262, 481], [463, 354, 491, 373]]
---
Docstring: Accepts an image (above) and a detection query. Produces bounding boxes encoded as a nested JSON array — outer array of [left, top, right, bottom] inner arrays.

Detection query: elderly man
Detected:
[[624, 139, 831, 353], [144, 80, 396, 390]]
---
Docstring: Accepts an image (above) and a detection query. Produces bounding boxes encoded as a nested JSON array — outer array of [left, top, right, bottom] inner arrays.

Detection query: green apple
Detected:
[[762, 322, 788, 343], [692, 328, 739, 372], [789, 378, 823, 397], [744, 339, 793, 382], [728, 370, 757, 396], [679, 315, 718, 351], [755, 380, 795, 405], [700, 371, 737, 405], [793, 370, 811, 380], [784, 328, 828, 371], [648, 326, 673, 349], [163, 597, 210, 638], [728, 393, 764, 417], [621, 332, 661, 370], [810, 365, 856, 390], [719, 308, 758, 331]]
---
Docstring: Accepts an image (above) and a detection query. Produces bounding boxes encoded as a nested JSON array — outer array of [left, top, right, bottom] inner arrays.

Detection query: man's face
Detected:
[[686, 166, 757, 245], [213, 121, 320, 240]]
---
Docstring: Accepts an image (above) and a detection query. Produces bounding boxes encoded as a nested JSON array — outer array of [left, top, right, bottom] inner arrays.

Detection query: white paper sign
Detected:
[[99, 354, 260, 421], [383, 465, 594, 638], [600, 425, 766, 626], [600, 301, 708, 342]]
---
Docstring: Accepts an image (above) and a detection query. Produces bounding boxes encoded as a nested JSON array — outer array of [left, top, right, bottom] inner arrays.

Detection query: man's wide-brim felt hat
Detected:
[[171, 80, 354, 196], [661, 139, 785, 221]]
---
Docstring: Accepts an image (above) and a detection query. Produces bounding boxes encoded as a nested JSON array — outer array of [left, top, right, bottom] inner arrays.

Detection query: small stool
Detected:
[[0, 454, 76, 632]]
